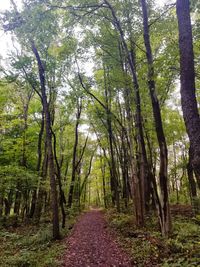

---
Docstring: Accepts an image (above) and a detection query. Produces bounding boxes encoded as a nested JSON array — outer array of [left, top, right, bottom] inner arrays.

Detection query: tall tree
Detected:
[[67, 96, 82, 208], [176, 1, 200, 177], [140, 0, 171, 236], [2, 0, 61, 239], [31, 42, 60, 239]]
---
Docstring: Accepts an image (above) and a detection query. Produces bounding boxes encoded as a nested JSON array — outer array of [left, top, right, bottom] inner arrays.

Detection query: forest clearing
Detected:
[[0, 0, 200, 266]]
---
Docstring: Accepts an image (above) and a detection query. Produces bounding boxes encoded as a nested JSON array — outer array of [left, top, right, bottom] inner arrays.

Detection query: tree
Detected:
[[2, 0, 62, 239], [140, 0, 171, 236], [176, 1, 200, 182]]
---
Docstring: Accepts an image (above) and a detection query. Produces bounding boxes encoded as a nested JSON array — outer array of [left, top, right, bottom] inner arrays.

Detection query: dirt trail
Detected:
[[62, 210, 132, 267]]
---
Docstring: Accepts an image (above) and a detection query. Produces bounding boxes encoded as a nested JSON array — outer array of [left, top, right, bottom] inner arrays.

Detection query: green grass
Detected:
[[0, 216, 76, 267]]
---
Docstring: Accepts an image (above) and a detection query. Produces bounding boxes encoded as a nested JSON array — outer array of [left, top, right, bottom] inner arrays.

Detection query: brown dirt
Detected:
[[62, 210, 132, 267]]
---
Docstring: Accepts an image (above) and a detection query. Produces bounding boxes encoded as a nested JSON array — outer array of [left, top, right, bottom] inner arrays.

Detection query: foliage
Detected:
[[163, 219, 200, 266], [0, 165, 38, 192], [106, 209, 200, 267], [0, 215, 77, 267], [0, 226, 63, 267]]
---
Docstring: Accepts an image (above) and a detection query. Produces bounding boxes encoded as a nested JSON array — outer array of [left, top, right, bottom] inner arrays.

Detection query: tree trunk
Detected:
[[34, 140, 48, 222], [68, 98, 82, 208], [101, 162, 107, 209], [104, 66, 120, 212], [5, 190, 13, 216], [141, 0, 171, 236], [31, 41, 60, 240], [187, 146, 198, 213], [80, 152, 94, 197], [0, 196, 3, 217], [14, 187, 21, 216], [176, 0, 200, 176], [30, 109, 45, 219], [52, 129, 66, 228]]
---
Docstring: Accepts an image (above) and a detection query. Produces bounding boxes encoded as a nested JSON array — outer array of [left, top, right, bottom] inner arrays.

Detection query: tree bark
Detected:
[[67, 98, 82, 208], [31, 41, 60, 240], [141, 0, 171, 236], [187, 146, 198, 213], [52, 129, 66, 228], [104, 66, 120, 212], [34, 139, 48, 222], [176, 0, 200, 176], [0, 196, 3, 217], [14, 186, 21, 216], [5, 190, 13, 216], [29, 109, 45, 219]]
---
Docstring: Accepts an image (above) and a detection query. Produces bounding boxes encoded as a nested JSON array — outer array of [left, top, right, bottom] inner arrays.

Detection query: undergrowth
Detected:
[[106, 209, 200, 267], [0, 214, 77, 267]]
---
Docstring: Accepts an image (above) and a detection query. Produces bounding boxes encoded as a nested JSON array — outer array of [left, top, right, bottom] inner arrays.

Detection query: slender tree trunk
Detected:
[[29, 190, 37, 218], [34, 139, 48, 222], [104, 67, 120, 212], [121, 133, 129, 208], [5, 190, 13, 216], [141, 0, 171, 236], [4, 199, 10, 216], [144, 126, 156, 210], [176, 0, 200, 176], [14, 186, 21, 216], [31, 41, 60, 240], [52, 130, 66, 228], [30, 109, 45, 219], [172, 142, 179, 204], [187, 146, 198, 213], [21, 105, 28, 167], [96, 176, 100, 206], [102, 167, 107, 209], [68, 98, 82, 208], [0, 196, 3, 217], [80, 152, 94, 197], [124, 87, 144, 224], [100, 151, 108, 209], [187, 161, 197, 197]]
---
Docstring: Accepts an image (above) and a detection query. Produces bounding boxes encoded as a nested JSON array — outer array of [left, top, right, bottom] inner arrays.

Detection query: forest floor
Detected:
[[0, 214, 77, 267], [0, 206, 200, 266], [61, 209, 132, 267], [105, 206, 200, 266]]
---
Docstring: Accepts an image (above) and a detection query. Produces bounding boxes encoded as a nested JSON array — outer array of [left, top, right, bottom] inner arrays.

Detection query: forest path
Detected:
[[62, 210, 132, 267]]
